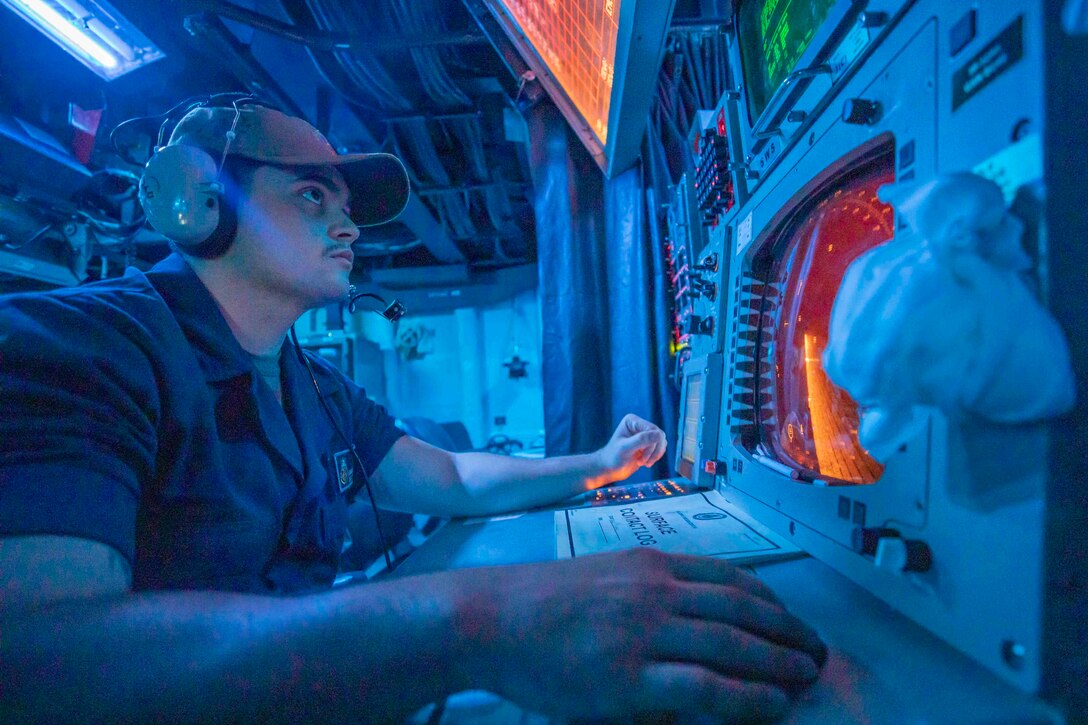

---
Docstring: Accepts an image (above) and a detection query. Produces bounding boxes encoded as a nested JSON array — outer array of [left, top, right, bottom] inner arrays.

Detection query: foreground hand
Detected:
[[455, 547, 826, 722], [597, 414, 668, 483]]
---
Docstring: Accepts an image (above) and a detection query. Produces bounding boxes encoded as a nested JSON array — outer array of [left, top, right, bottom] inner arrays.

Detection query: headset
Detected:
[[126, 94, 263, 259]]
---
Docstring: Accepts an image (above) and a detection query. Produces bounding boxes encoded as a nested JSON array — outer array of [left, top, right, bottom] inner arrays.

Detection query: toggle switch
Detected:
[[858, 11, 889, 28], [874, 536, 933, 573], [689, 276, 717, 302], [693, 252, 719, 273], [842, 98, 882, 126], [851, 526, 898, 555], [686, 315, 715, 336]]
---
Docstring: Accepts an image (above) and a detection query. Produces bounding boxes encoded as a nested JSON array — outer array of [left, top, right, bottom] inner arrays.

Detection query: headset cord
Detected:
[[289, 326, 394, 571]]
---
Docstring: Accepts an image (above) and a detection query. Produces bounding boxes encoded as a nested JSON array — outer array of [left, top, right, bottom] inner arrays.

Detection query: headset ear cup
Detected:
[[139, 144, 225, 254], [189, 192, 238, 259]]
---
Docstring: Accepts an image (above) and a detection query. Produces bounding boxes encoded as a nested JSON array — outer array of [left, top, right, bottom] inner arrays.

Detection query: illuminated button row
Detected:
[[589, 479, 692, 503]]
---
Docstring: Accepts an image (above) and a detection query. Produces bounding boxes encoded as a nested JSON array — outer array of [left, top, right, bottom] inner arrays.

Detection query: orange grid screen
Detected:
[[499, 0, 621, 144], [767, 161, 895, 484]]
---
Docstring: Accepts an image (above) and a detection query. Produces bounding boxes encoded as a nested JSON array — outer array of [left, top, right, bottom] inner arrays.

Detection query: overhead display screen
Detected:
[[497, 0, 621, 145], [485, 0, 674, 176], [738, 0, 838, 123]]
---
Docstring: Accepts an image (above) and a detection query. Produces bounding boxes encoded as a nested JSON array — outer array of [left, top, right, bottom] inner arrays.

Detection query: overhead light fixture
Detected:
[[1, 0, 165, 80]]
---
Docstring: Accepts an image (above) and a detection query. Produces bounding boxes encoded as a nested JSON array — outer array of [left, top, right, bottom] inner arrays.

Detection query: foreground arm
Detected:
[[2, 538, 825, 723], [373, 413, 668, 516], [1, 537, 470, 723]]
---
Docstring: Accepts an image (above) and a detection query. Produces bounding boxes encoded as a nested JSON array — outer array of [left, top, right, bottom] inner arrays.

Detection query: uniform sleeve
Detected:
[[0, 292, 159, 564], [347, 385, 405, 477]]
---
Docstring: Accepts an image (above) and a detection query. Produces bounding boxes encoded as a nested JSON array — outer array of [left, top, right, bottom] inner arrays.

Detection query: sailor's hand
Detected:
[[596, 414, 668, 483], [456, 548, 826, 721]]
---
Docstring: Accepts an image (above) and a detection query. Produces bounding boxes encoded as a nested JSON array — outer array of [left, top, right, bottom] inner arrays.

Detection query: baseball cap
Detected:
[[168, 104, 410, 227]]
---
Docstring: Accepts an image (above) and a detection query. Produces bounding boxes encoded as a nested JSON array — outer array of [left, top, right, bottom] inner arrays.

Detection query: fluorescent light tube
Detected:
[[2, 0, 164, 80], [87, 17, 135, 61], [7, 0, 118, 68]]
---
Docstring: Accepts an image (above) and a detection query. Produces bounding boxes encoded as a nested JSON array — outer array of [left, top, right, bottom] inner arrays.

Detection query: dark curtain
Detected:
[[528, 103, 676, 480], [526, 103, 612, 458]]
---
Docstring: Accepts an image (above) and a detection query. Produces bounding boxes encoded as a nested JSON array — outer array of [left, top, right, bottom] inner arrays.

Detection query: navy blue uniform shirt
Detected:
[[0, 253, 404, 593]]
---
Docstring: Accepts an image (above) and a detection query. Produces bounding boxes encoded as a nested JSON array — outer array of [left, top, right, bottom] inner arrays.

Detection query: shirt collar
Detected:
[[140, 252, 257, 382]]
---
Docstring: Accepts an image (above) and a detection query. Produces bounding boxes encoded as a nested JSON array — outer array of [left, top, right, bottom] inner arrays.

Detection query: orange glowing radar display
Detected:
[[766, 161, 895, 484], [498, 0, 621, 145]]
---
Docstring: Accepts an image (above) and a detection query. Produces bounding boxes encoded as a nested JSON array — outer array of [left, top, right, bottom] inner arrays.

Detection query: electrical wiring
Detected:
[[432, 194, 475, 239], [341, 50, 412, 112], [302, 44, 387, 113], [3, 222, 55, 251], [392, 118, 478, 239], [297, 0, 527, 262], [450, 118, 488, 180], [484, 183, 517, 236], [386, 0, 492, 247], [678, 75, 700, 120], [389, 0, 471, 109], [394, 119, 451, 185], [304, 0, 411, 112], [696, 34, 713, 105]]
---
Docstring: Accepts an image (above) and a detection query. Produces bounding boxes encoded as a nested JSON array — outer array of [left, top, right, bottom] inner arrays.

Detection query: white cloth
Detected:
[[823, 173, 1075, 461]]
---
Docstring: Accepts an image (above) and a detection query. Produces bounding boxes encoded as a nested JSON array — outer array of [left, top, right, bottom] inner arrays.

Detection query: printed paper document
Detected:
[[556, 490, 803, 564]]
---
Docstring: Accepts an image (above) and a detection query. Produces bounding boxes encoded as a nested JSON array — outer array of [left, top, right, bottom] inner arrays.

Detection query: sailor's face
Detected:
[[231, 163, 359, 308]]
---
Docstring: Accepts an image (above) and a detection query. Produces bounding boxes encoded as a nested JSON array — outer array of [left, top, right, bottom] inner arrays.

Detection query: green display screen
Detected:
[[738, 0, 838, 124]]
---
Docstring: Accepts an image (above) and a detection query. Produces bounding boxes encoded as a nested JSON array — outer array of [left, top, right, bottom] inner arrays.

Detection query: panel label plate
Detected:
[[736, 212, 754, 257], [952, 16, 1024, 111], [830, 23, 870, 78]]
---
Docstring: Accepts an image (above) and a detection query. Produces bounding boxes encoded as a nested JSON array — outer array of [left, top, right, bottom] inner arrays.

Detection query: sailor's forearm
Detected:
[[447, 449, 611, 514], [1, 576, 474, 723]]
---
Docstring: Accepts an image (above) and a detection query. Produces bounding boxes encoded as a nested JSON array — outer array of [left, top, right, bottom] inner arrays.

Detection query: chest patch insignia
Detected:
[[333, 449, 355, 493]]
